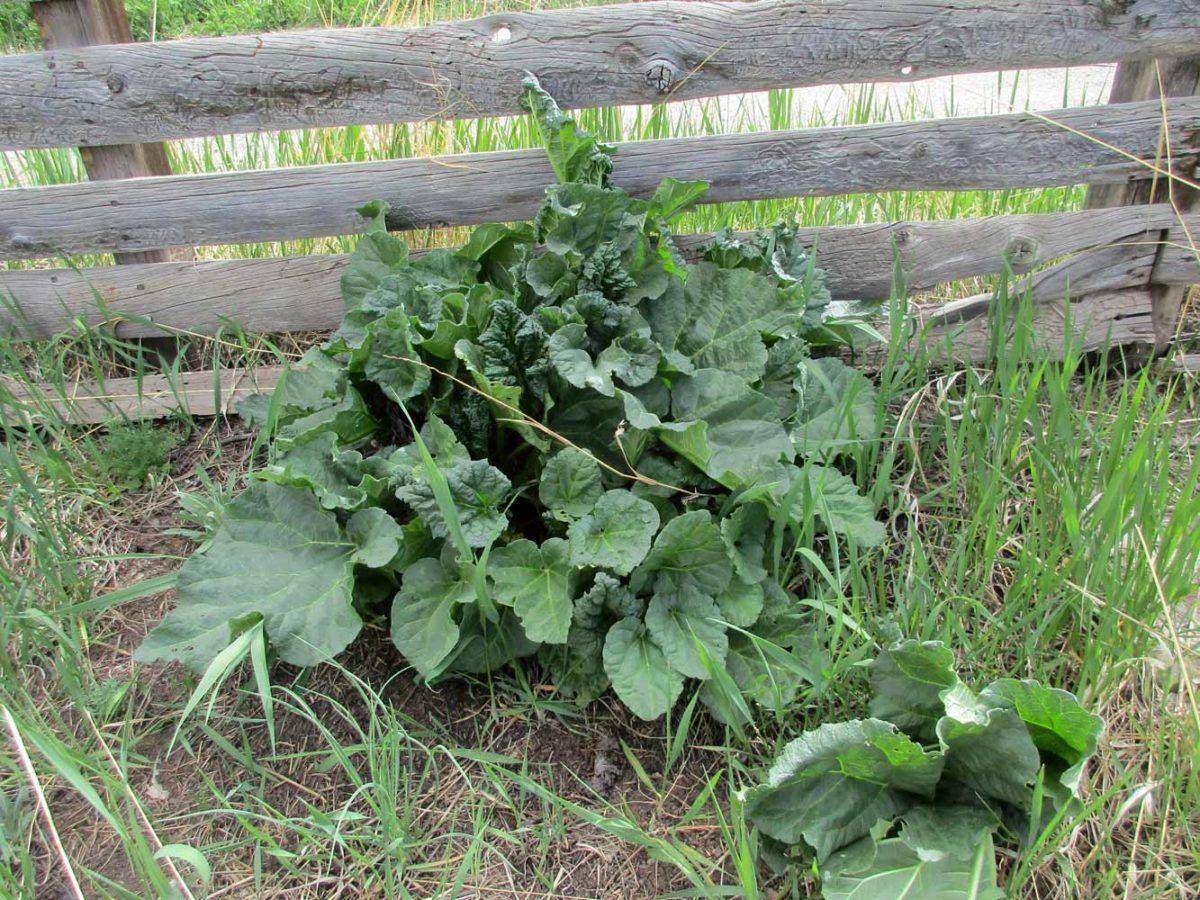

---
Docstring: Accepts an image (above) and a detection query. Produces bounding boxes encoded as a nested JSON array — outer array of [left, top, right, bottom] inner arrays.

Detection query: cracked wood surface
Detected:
[[2, 98, 1197, 260], [1, 0, 1197, 150]]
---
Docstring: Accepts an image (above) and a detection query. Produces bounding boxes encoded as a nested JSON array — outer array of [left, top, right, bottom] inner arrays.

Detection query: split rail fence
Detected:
[[1, 0, 1198, 421]]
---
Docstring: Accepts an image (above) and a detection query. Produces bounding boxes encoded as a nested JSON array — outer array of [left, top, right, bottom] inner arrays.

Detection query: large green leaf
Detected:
[[488, 538, 576, 644], [136, 482, 362, 671], [979, 678, 1103, 800], [820, 827, 1003, 900], [390, 555, 475, 678], [638, 509, 733, 597], [346, 507, 403, 568], [721, 503, 770, 585], [538, 448, 604, 521], [522, 74, 614, 186], [641, 262, 801, 380], [869, 640, 959, 738], [340, 201, 409, 308], [259, 431, 378, 511], [363, 308, 433, 404], [567, 490, 660, 575], [644, 592, 728, 679], [602, 617, 683, 721], [937, 703, 1042, 808], [396, 459, 511, 549], [548, 321, 659, 397], [743, 719, 944, 861], [660, 369, 792, 486], [791, 357, 878, 458]]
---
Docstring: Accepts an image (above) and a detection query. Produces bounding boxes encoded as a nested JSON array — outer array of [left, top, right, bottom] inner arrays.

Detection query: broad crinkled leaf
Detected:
[[390, 555, 475, 678], [791, 357, 878, 458], [700, 223, 832, 329], [641, 261, 802, 380], [937, 704, 1042, 808], [396, 459, 511, 548], [721, 503, 770, 585], [717, 577, 765, 628], [362, 309, 432, 404], [346, 507, 403, 568], [803, 464, 886, 546], [539, 573, 644, 704], [538, 448, 604, 521], [638, 509, 732, 597], [446, 607, 539, 674], [341, 201, 410, 309], [869, 639, 959, 738], [898, 805, 1000, 864], [820, 829, 1003, 900], [753, 464, 885, 547], [567, 490, 660, 575], [238, 353, 375, 450], [979, 678, 1103, 800], [259, 432, 377, 511], [602, 616, 683, 721], [660, 369, 792, 486], [547, 314, 659, 397], [136, 482, 361, 671], [476, 299, 550, 402], [645, 592, 728, 679], [743, 719, 944, 861], [522, 74, 614, 186], [488, 538, 576, 644]]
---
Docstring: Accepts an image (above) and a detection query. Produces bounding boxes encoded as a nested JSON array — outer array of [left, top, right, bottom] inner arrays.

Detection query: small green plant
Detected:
[[94, 422, 179, 490], [135, 77, 883, 721], [743, 638, 1103, 897]]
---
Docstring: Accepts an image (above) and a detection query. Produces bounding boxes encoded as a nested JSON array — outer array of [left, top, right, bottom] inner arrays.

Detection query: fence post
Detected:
[[1086, 56, 1200, 351], [30, 0, 187, 267]]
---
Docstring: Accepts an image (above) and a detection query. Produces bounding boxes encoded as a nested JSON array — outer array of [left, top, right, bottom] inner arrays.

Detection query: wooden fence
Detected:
[[1, 0, 1198, 422]]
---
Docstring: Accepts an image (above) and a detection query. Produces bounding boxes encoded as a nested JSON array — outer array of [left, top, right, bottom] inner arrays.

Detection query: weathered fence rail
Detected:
[[0, 0, 1197, 422], [4, 205, 1196, 339], [2, 0, 1197, 151], [3, 98, 1197, 260]]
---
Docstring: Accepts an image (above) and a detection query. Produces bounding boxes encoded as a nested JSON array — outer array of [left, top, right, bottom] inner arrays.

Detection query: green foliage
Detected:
[[745, 638, 1103, 897], [93, 423, 179, 490], [138, 77, 884, 720]]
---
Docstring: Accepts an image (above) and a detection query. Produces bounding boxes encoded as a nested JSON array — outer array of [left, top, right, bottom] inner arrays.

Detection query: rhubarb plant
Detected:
[[744, 639, 1104, 897], [137, 77, 884, 721]]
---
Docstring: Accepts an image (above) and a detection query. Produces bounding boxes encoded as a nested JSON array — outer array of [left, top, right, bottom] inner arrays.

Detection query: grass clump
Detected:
[[92, 423, 180, 491]]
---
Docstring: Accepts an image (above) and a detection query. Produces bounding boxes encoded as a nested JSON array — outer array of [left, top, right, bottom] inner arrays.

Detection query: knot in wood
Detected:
[[106, 74, 127, 95], [1006, 236, 1037, 264], [894, 227, 913, 247], [645, 60, 678, 94]]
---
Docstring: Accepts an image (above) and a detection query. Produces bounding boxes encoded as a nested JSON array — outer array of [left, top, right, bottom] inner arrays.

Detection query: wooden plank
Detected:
[[3, 206, 1195, 339], [30, 0, 181, 266], [1156, 227, 1200, 285], [2, 364, 285, 423], [909, 289, 1157, 363], [2, 97, 1198, 261], [1085, 55, 1200, 349], [1, 0, 1197, 150], [11, 287, 1160, 424]]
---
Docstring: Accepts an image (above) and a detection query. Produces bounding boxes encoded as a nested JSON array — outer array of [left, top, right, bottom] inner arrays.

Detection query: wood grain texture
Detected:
[[2, 0, 1198, 150], [31, 0, 181, 266], [3, 97, 1198, 261], [1085, 55, 1200, 348], [12, 287, 1157, 424], [2, 364, 285, 423], [3, 206, 1195, 339], [906, 289, 1157, 363]]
